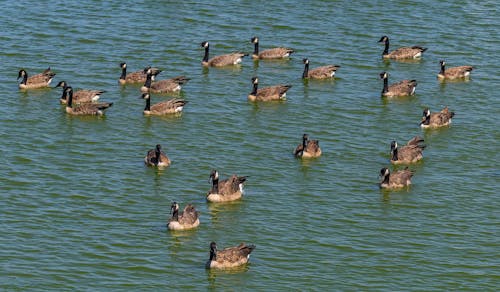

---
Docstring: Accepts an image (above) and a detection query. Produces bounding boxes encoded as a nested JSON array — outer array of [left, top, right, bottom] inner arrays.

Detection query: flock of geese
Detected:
[[17, 35, 474, 270]]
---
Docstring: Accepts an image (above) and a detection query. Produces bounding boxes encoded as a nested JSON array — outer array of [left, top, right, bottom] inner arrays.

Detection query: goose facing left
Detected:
[[207, 170, 248, 202], [64, 87, 113, 116], [294, 134, 322, 158], [420, 107, 455, 128], [380, 72, 417, 97], [119, 63, 162, 85], [141, 93, 187, 115], [18, 68, 56, 89], [248, 77, 292, 102], [55, 81, 104, 104], [201, 41, 248, 67], [167, 202, 200, 231], [437, 60, 474, 80], [250, 36, 294, 59], [302, 58, 340, 79], [379, 167, 414, 189], [390, 136, 426, 164], [206, 241, 256, 269], [140, 68, 190, 94], [378, 36, 427, 59]]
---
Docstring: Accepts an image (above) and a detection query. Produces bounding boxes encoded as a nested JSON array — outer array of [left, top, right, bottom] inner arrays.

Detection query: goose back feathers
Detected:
[[379, 167, 414, 189], [294, 134, 322, 158], [144, 144, 171, 167], [167, 202, 200, 231], [390, 136, 426, 164], [206, 242, 256, 269], [420, 107, 455, 128]]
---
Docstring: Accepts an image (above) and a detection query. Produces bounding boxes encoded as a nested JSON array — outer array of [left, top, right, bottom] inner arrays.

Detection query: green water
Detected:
[[1, 1, 498, 290]]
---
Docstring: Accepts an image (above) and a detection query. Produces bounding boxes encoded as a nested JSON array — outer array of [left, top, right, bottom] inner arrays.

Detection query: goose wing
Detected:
[[150, 98, 187, 114], [258, 47, 294, 59]]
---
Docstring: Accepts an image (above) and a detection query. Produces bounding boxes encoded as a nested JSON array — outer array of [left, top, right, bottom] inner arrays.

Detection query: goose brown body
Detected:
[[294, 134, 322, 158], [201, 41, 248, 67], [64, 87, 113, 116], [390, 136, 426, 164], [119, 63, 161, 84], [250, 37, 294, 59], [141, 69, 190, 94], [420, 107, 455, 128], [207, 170, 247, 202], [302, 58, 340, 79], [144, 144, 171, 167], [206, 242, 256, 269], [55, 81, 104, 104], [167, 202, 200, 231], [437, 60, 474, 80], [379, 167, 414, 189], [18, 68, 56, 89], [141, 93, 187, 115], [380, 72, 417, 97], [248, 77, 292, 102], [378, 36, 427, 59]]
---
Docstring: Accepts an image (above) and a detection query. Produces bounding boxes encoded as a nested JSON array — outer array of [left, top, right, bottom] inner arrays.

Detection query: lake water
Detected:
[[1, 1, 498, 290]]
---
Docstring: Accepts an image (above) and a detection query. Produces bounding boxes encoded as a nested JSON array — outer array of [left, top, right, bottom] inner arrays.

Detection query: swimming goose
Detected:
[[437, 60, 474, 80], [55, 81, 104, 104], [379, 167, 414, 189], [420, 107, 455, 128], [380, 72, 417, 97], [294, 134, 322, 158], [390, 136, 426, 164], [18, 68, 56, 89], [250, 36, 294, 59], [248, 77, 292, 102], [206, 241, 256, 269], [119, 63, 162, 85], [302, 58, 340, 79], [167, 202, 200, 231], [64, 87, 113, 116], [378, 36, 427, 59], [201, 41, 248, 67], [140, 68, 190, 94], [207, 170, 247, 202], [141, 93, 187, 115], [144, 144, 171, 167]]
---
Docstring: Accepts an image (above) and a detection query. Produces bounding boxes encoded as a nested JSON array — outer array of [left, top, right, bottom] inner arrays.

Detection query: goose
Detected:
[[390, 136, 426, 164], [250, 36, 294, 59], [379, 167, 414, 189], [378, 36, 427, 59], [119, 63, 162, 85], [207, 170, 247, 202], [437, 60, 474, 80], [167, 202, 200, 231], [294, 134, 322, 158], [420, 107, 455, 128], [17, 68, 56, 89], [302, 58, 340, 79], [201, 41, 248, 67], [55, 81, 104, 104], [140, 68, 190, 94], [141, 93, 187, 115], [248, 77, 292, 102], [380, 72, 417, 97], [64, 87, 113, 116], [206, 241, 256, 269], [144, 144, 171, 167]]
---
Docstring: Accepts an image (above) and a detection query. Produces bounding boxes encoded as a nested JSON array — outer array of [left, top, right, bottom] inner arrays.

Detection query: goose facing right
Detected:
[[207, 170, 247, 202], [18, 68, 56, 89], [390, 136, 426, 164], [201, 41, 248, 67], [380, 72, 417, 97], [144, 144, 171, 167], [206, 241, 256, 269], [379, 167, 414, 189], [167, 202, 200, 231], [420, 107, 455, 128], [248, 77, 292, 102]]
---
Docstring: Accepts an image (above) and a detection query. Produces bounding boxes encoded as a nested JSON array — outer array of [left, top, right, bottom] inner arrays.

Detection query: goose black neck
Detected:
[[250, 83, 258, 95], [144, 96, 152, 112], [302, 136, 308, 148], [60, 85, 69, 100], [120, 67, 127, 80], [211, 178, 219, 194], [253, 42, 259, 55], [171, 209, 179, 221], [382, 173, 390, 184], [203, 46, 209, 62], [21, 74, 28, 85], [439, 63, 446, 75], [422, 115, 430, 125], [382, 78, 389, 94], [144, 73, 152, 88], [155, 149, 162, 165], [67, 90, 73, 108], [391, 148, 398, 161], [302, 63, 309, 78], [383, 40, 389, 55], [209, 250, 216, 261]]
